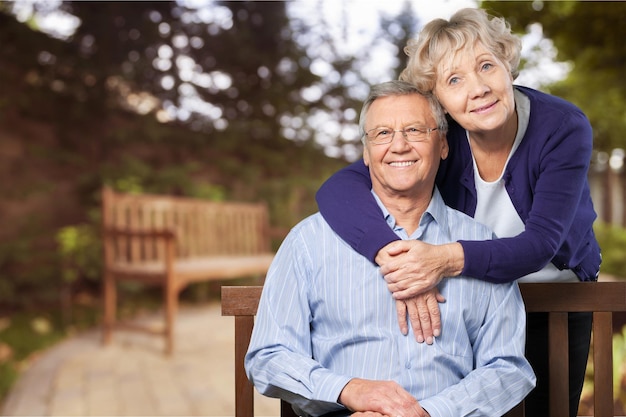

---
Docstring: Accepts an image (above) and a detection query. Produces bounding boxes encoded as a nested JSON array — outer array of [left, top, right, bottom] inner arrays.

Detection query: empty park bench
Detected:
[[222, 282, 626, 417], [102, 186, 275, 355]]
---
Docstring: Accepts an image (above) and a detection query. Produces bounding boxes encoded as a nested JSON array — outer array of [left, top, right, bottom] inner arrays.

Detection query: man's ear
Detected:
[[440, 134, 449, 160], [363, 146, 371, 166]]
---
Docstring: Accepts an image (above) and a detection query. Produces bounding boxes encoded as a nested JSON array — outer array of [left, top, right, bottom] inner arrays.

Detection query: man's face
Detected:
[[363, 94, 448, 199]]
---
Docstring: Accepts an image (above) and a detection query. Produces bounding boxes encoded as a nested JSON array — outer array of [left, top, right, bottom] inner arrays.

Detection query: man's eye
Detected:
[[405, 127, 421, 134], [376, 129, 391, 137]]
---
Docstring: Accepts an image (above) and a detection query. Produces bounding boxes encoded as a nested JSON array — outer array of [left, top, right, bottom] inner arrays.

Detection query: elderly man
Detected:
[[245, 80, 535, 417]]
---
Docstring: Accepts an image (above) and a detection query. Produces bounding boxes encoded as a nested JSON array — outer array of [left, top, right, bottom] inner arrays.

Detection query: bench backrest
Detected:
[[102, 186, 271, 263], [505, 281, 626, 417], [223, 282, 626, 417]]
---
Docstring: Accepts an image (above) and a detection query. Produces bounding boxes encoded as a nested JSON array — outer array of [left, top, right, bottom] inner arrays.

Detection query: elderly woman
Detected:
[[315, 8, 601, 417]]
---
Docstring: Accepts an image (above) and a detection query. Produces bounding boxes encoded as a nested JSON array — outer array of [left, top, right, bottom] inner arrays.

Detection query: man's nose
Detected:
[[389, 130, 412, 150]]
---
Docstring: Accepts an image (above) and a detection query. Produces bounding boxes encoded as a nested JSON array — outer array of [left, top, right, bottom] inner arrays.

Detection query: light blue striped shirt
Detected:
[[245, 188, 535, 417]]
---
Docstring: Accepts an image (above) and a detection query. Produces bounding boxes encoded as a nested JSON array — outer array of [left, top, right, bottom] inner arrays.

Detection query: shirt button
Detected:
[[405, 362, 411, 369]]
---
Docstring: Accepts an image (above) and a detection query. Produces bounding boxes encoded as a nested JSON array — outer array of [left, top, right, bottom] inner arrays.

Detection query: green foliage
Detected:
[[614, 325, 626, 409], [56, 224, 101, 285], [481, 1, 626, 152], [0, 363, 18, 408], [593, 222, 626, 278], [0, 230, 61, 310]]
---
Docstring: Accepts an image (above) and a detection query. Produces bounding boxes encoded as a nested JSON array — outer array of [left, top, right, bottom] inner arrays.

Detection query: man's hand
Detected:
[[395, 289, 445, 344], [339, 378, 430, 417], [376, 240, 464, 299]]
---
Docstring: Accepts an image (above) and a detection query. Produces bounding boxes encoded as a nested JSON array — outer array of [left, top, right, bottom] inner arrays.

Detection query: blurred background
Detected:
[[0, 0, 625, 414]]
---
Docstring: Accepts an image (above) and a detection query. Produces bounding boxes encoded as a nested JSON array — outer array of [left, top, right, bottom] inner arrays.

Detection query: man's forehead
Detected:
[[368, 94, 434, 124]]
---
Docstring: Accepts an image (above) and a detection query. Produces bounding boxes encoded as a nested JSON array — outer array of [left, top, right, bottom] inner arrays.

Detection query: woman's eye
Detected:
[[448, 76, 459, 85], [482, 63, 493, 71]]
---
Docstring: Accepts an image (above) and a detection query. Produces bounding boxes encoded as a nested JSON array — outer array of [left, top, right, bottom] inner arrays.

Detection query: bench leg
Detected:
[[164, 282, 178, 356], [102, 272, 116, 345]]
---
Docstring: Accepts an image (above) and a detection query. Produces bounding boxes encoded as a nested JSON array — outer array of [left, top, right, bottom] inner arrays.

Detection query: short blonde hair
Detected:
[[399, 8, 522, 93]]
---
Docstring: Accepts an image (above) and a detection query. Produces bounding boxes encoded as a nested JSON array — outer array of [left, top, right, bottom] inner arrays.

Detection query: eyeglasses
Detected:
[[364, 125, 439, 145]]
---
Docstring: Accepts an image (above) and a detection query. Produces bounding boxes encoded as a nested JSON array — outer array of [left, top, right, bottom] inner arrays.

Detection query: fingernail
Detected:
[[426, 336, 433, 345], [417, 335, 424, 343], [433, 329, 440, 337]]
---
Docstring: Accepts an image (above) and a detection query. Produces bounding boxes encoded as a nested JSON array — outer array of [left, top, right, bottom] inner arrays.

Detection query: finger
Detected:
[[415, 299, 434, 344], [376, 241, 411, 266], [391, 281, 430, 299], [395, 300, 408, 336], [380, 261, 402, 278], [425, 294, 442, 339], [384, 240, 414, 256], [392, 384, 424, 415], [406, 301, 425, 343]]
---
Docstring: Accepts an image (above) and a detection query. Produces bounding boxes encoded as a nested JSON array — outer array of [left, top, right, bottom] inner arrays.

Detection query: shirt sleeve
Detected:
[[419, 281, 536, 416], [244, 228, 352, 416], [460, 109, 595, 283], [315, 159, 399, 263]]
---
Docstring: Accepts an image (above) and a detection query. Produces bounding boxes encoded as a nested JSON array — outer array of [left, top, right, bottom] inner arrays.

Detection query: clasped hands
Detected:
[[375, 240, 463, 344], [337, 240, 460, 416]]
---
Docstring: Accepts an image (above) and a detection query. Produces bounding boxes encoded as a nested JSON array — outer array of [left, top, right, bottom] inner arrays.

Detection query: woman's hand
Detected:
[[376, 240, 464, 299]]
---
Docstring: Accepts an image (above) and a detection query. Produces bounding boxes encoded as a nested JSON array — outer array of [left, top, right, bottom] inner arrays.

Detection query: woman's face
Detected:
[[433, 42, 516, 137]]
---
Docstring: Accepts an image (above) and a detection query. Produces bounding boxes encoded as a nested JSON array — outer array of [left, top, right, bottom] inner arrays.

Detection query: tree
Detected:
[[0, 0, 423, 309], [482, 0, 626, 151]]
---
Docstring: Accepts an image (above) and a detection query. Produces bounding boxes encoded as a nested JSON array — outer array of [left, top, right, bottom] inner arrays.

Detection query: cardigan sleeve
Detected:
[[315, 159, 399, 263], [459, 107, 595, 283]]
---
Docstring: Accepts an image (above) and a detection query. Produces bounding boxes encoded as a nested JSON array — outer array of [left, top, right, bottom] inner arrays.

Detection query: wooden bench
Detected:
[[222, 286, 296, 417], [222, 282, 626, 417], [102, 186, 275, 355], [504, 282, 626, 417]]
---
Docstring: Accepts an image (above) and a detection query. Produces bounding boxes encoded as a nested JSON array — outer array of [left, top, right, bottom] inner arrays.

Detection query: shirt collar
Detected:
[[372, 187, 451, 240]]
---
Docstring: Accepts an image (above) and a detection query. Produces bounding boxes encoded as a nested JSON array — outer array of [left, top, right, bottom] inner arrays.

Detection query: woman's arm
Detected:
[[315, 159, 399, 263], [317, 108, 594, 287], [460, 109, 595, 283]]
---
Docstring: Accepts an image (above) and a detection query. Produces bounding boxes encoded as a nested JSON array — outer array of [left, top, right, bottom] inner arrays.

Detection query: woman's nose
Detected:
[[467, 73, 490, 98]]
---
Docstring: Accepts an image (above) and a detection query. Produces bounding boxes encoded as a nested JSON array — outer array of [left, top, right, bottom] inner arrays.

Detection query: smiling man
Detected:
[[245, 80, 535, 417]]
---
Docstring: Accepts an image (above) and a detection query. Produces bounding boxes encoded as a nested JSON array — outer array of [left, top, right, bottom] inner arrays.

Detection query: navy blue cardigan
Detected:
[[316, 86, 601, 283]]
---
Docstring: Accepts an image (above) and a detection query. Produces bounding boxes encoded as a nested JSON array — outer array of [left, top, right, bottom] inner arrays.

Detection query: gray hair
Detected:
[[359, 80, 448, 144], [399, 8, 522, 93]]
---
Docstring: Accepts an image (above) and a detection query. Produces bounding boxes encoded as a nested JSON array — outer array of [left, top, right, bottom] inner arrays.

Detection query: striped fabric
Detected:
[[246, 188, 535, 417]]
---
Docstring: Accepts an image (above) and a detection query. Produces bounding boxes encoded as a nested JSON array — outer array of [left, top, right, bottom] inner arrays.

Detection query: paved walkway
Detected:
[[1, 302, 280, 416]]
